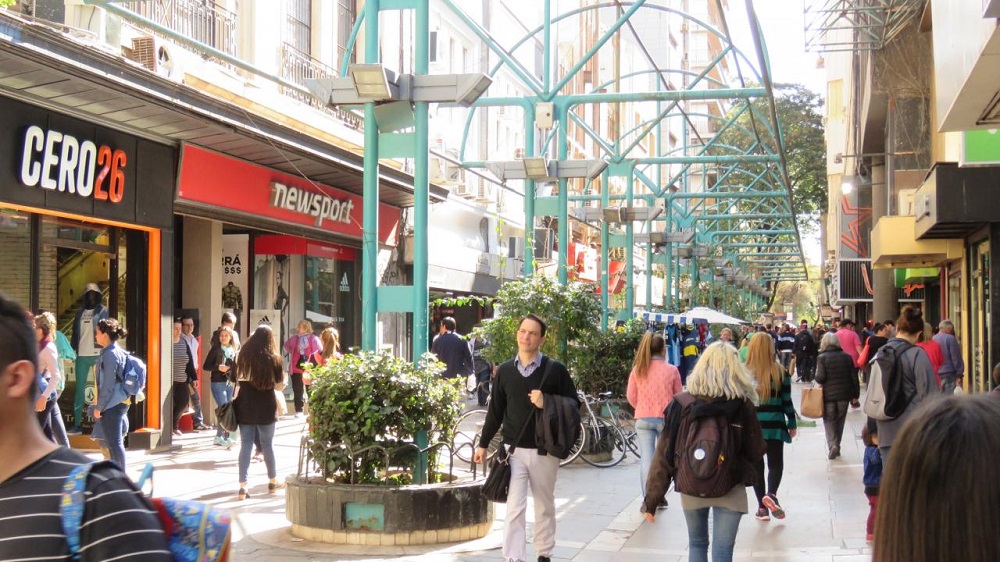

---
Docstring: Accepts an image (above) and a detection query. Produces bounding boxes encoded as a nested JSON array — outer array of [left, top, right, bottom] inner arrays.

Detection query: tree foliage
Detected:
[[572, 318, 647, 396], [475, 274, 602, 369]]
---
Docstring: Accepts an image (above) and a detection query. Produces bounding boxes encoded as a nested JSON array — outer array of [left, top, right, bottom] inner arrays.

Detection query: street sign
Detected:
[[960, 129, 1000, 167]]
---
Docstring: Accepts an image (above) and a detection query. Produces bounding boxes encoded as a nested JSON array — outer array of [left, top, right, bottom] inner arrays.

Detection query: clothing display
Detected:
[[222, 282, 243, 310]]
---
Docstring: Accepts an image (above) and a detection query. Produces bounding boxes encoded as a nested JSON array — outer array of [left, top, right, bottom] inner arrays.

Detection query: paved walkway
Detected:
[[102, 384, 873, 561]]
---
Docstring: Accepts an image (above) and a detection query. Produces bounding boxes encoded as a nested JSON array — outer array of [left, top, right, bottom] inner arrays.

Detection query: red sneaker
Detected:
[[763, 494, 786, 519]]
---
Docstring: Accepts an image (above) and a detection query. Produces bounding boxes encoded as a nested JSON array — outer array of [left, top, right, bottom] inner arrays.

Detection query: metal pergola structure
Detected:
[[331, 0, 808, 354], [803, 0, 926, 53]]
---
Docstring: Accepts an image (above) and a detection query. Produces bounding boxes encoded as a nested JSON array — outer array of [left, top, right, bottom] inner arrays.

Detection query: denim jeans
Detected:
[[683, 506, 743, 562], [210, 382, 234, 438], [940, 375, 957, 395], [99, 402, 129, 471], [238, 423, 276, 484], [635, 417, 665, 494]]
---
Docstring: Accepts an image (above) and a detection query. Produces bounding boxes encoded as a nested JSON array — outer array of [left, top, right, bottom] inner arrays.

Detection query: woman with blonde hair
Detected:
[[745, 332, 797, 522], [814, 331, 859, 460], [283, 319, 322, 417], [643, 342, 765, 562], [314, 326, 343, 366], [627, 331, 682, 498]]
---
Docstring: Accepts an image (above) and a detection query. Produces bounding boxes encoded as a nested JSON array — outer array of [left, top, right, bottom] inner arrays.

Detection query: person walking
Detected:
[[793, 321, 818, 382], [170, 318, 198, 436], [814, 332, 860, 460], [861, 419, 881, 543], [862, 323, 891, 384], [932, 319, 963, 394], [204, 325, 239, 446], [92, 318, 131, 471], [283, 319, 322, 417], [34, 312, 69, 446], [642, 342, 766, 562], [745, 332, 797, 521], [430, 316, 474, 382], [179, 314, 209, 431], [473, 314, 579, 562], [233, 325, 285, 500], [627, 332, 682, 499], [875, 306, 939, 466]]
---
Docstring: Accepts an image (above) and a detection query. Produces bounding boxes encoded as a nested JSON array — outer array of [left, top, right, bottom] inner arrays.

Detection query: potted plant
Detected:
[[285, 350, 493, 546]]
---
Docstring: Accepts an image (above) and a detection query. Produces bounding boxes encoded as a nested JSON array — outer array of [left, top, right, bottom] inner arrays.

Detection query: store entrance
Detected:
[[970, 239, 991, 393]]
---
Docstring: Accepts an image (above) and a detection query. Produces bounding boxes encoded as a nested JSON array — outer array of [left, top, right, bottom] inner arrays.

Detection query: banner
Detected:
[[222, 234, 250, 341]]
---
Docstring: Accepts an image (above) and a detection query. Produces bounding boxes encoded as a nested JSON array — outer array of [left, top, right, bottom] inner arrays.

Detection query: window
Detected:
[[286, 0, 312, 56], [337, 0, 356, 66]]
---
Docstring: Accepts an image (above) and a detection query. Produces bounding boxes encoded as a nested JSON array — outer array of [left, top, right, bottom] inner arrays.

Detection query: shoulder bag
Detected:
[[482, 359, 555, 503]]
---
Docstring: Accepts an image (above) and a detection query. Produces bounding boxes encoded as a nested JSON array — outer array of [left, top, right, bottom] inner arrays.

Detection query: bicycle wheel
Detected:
[[559, 421, 586, 466], [610, 402, 640, 457], [579, 417, 627, 468], [453, 409, 501, 464]]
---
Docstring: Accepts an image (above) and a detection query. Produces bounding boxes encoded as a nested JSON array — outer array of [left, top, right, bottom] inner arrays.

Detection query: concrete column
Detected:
[[181, 218, 223, 426], [870, 165, 897, 324]]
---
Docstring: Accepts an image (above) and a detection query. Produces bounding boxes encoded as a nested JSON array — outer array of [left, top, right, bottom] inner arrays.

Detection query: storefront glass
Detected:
[[305, 255, 355, 350]]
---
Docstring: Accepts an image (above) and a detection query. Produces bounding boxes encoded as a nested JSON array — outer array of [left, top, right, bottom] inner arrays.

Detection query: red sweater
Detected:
[[627, 359, 683, 418]]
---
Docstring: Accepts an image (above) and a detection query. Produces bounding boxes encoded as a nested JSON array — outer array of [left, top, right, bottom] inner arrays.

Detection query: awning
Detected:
[[894, 267, 940, 287], [914, 163, 1000, 240], [0, 12, 448, 207], [634, 306, 748, 325], [871, 215, 962, 269]]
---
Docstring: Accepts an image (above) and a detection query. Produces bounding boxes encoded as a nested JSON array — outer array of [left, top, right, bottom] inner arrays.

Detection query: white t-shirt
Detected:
[[78, 310, 97, 357]]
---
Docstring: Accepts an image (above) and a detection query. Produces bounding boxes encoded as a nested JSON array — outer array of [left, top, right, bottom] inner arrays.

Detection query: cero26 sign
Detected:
[[18, 125, 128, 203]]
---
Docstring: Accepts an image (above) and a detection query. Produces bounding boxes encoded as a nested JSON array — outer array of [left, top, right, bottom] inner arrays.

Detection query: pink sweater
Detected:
[[627, 359, 683, 419]]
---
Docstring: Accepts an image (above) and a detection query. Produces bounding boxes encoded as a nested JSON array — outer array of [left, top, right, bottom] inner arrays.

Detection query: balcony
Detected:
[[122, 0, 237, 58], [279, 44, 363, 131]]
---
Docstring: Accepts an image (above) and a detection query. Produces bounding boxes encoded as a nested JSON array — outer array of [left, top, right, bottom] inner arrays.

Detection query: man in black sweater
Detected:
[[474, 314, 578, 562]]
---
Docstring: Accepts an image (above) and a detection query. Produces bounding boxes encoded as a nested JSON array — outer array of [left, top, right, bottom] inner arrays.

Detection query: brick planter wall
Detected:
[[286, 476, 492, 546]]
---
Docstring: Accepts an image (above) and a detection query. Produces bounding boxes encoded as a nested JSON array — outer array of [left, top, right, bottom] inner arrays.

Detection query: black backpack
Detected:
[[672, 393, 742, 498]]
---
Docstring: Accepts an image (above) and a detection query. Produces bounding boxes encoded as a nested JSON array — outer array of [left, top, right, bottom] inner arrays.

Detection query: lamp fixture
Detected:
[[348, 64, 394, 101]]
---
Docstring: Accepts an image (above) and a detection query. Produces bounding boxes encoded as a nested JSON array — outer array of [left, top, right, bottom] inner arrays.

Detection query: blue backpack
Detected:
[[121, 352, 147, 398], [61, 462, 232, 562]]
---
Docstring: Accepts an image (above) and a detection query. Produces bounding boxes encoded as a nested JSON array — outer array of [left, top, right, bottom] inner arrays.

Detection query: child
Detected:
[[862, 417, 882, 542]]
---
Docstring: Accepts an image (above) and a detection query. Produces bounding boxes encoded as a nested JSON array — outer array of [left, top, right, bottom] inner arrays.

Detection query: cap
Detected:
[[84, 283, 100, 295]]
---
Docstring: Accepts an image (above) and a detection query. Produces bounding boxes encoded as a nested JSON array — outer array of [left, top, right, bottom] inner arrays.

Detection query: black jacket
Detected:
[[203, 344, 237, 384], [794, 331, 818, 356], [430, 332, 474, 378], [815, 349, 860, 402], [534, 394, 582, 459]]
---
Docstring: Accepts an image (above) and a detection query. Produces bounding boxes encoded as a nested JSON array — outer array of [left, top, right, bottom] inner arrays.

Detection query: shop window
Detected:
[[305, 256, 355, 349], [0, 207, 33, 306]]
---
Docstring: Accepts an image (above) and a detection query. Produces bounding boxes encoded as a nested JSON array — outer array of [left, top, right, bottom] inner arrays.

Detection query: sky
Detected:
[[724, 0, 827, 267]]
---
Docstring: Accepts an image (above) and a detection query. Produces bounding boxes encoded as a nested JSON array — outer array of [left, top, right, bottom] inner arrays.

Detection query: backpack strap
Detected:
[[61, 461, 119, 561]]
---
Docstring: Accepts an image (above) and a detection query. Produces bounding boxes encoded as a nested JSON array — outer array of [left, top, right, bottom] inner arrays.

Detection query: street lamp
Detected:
[[485, 158, 607, 182], [348, 63, 394, 100], [307, 63, 493, 107]]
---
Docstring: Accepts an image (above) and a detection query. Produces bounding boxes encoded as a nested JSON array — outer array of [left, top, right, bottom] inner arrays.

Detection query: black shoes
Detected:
[[538, 557, 551, 562], [828, 445, 840, 459]]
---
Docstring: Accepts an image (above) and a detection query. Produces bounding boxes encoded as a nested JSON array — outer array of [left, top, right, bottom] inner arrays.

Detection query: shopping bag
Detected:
[[800, 386, 824, 419]]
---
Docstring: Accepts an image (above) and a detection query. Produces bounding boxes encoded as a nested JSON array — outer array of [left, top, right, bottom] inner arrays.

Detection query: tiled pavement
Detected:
[[104, 384, 873, 561]]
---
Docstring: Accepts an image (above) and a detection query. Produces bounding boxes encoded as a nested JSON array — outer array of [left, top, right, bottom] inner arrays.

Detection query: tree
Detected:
[[770, 265, 825, 324]]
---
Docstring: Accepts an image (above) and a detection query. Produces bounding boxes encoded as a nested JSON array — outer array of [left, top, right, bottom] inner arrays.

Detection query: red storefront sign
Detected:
[[254, 235, 357, 261], [177, 145, 400, 245], [567, 242, 599, 282]]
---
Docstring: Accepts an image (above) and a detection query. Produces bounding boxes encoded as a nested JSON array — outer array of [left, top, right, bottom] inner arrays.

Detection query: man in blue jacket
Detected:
[[430, 317, 473, 381], [70, 283, 108, 432], [933, 319, 964, 394]]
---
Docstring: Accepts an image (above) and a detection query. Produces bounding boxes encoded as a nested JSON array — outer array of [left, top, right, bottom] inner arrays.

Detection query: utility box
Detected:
[[535, 102, 555, 129]]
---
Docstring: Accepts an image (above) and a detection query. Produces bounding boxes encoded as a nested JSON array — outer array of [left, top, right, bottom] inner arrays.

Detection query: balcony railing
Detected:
[[279, 44, 363, 131], [121, 0, 237, 58]]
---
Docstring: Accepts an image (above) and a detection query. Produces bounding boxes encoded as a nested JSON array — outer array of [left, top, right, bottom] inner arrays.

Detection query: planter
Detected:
[[286, 476, 492, 546]]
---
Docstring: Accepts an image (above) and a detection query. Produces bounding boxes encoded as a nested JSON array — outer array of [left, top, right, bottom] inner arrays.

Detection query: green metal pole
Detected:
[[664, 199, 672, 310], [557, 105, 569, 285], [360, 0, 380, 352], [524, 105, 536, 276], [624, 168, 634, 314], [600, 169, 610, 330], [413, 0, 431, 486]]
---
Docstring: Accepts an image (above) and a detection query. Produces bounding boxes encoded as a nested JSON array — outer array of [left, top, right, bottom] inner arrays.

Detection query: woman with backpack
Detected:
[[642, 342, 766, 562], [873, 306, 938, 465], [815, 331, 860, 460], [204, 326, 239, 447], [627, 332, 682, 499], [92, 318, 130, 471], [233, 324, 285, 500], [745, 332, 797, 521]]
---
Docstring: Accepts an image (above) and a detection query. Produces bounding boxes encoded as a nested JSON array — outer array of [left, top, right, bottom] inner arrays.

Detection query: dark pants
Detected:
[[37, 398, 55, 441], [753, 439, 785, 507], [823, 400, 850, 453], [172, 381, 190, 431], [475, 369, 491, 406], [795, 354, 816, 381], [290, 372, 306, 414]]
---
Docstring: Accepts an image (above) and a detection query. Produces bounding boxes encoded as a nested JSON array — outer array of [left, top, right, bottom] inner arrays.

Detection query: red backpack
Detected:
[[671, 393, 744, 498]]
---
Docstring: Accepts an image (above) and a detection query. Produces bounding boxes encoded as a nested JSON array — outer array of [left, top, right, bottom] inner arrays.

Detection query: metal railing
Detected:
[[279, 44, 364, 131], [121, 0, 237, 58]]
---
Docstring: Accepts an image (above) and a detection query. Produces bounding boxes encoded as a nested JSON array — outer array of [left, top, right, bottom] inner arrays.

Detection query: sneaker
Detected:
[[223, 437, 236, 449], [171, 429, 182, 437], [763, 494, 785, 519], [755, 507, 770, 521], [828, 446, 840, 460], [213, 436, 226, 446], [193, 423, 211, 431]]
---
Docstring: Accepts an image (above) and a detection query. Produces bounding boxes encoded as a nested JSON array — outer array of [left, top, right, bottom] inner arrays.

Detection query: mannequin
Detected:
[[70, 283, 108, 432]]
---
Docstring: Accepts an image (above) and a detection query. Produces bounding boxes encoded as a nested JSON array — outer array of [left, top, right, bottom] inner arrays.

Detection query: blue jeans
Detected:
[[683, 506, 743, 562], [99, 403, 129, 471], [210, 382, 234, 438], [238, 423, 276, 484], [636, 417, 665, 494]]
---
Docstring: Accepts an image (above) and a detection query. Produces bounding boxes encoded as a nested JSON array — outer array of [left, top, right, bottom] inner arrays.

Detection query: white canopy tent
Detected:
[[634, 306, 749, 325]]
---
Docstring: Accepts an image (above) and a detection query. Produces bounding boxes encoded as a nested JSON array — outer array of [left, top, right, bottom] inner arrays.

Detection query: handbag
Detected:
[[480, 360, 555, 503], [800, 385, 824, 419], [856, 341, 871, 368], [215, 401, 238, 433]]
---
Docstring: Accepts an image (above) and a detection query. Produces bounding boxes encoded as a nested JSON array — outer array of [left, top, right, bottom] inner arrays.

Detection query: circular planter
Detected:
[[286, 476, 492, 546]]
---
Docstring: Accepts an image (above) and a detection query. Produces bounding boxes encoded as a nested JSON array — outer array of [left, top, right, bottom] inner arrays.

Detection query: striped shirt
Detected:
[[0, 447, 171, 561], [172, 339, 190, 383], [754, 374, 797, 443]]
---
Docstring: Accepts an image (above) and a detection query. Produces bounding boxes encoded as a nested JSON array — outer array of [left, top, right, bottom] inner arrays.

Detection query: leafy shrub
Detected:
[[572, 318, 647, 397], [306, 351, 463, 484]]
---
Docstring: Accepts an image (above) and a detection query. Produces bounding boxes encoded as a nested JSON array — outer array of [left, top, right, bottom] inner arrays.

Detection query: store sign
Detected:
[[18, 125, 127, 203], [269, 181, 355, 227]]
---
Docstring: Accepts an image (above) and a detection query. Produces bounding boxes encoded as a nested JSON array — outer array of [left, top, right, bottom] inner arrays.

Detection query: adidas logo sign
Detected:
[[339, 273, 350, 292]]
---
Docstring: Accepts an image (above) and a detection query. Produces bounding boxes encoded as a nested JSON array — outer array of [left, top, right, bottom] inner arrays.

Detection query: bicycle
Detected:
[[561, 391, 630, 468], [591, 393, 640, 457]]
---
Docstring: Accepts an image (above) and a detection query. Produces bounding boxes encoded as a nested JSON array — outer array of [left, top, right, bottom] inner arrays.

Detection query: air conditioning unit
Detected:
[[453, 181, 474, 199], [897, 188, 917, 216], [507, 236, 526, 259], [127, 36, 184, 82], [474, 180, 494, 202], [534, 228, 554, 261], [428, 156, 446, 182]]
